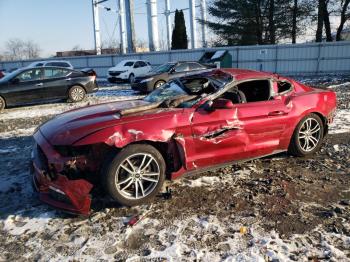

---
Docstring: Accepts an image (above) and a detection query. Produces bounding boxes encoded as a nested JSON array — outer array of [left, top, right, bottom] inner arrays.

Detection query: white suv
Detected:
[[107, 60, 151, 83], [27, 60, 74, 69]]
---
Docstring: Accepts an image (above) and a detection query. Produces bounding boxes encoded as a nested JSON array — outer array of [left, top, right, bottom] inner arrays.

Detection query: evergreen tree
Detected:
[[171, 10, 188, 49], [205, 0, 312, 45]]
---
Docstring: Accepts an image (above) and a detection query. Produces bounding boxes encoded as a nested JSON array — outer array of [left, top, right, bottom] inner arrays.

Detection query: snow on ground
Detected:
[[0, 79, 349, 261]]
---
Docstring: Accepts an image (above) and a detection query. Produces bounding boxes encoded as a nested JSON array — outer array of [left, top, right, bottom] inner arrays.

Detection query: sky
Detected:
[[0, 0, 191, 57], [0, 0, 344, 58]]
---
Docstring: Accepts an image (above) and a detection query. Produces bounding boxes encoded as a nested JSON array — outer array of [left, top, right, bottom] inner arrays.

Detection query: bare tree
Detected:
[[23, 40, 41, 59], [5, 38, 24, 60], [4, 38, 41, 60]]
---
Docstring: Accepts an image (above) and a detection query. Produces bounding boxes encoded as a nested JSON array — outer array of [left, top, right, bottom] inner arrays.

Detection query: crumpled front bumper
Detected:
[[30, 131, 93, 216]]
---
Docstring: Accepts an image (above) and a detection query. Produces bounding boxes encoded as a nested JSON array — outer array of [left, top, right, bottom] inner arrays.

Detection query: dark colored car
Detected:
[[30, 68, 336, 215], [131, 61, 214, 93], [0, 67, 98, 110]]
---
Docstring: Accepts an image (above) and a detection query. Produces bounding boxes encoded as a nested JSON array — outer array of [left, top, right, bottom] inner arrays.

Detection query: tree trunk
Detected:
[[322, 0, 333, 42], [255, 0, 264, 44], [292, 0, 298, 43], [268, 0, 276, 44], [336, 0, 350, 41], [316, 0, 324, 42]]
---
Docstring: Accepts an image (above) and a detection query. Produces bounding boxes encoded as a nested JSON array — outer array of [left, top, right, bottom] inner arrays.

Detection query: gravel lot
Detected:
[[0, 79, 349, 261]]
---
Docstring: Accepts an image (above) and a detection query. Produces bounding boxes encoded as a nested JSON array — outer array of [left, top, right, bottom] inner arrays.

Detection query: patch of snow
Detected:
[[329, 109, 350, 134], [3, 210, 56, 235]]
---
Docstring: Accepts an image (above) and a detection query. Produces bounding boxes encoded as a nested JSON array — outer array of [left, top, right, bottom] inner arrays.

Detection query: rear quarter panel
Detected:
[[278, 85, 336, 149]]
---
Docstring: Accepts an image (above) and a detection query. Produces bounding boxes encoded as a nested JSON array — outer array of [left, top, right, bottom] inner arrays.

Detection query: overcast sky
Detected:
[[0, 0, 191, 57]]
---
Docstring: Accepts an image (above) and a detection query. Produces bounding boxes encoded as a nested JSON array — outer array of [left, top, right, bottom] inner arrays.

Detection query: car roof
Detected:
[[221, 68, 275, 80]]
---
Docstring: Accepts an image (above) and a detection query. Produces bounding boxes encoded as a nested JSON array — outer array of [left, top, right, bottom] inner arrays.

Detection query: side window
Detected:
[[134, 61, 141, 68], [174, 63, 189, 72], [236, 80, 271, 103], [139, 61, 147, 67], [219, 88, 246, 104], [44, 68, 69, 79], [17, 69, 42, 81], [188, 63, 204, 70], [277, 81, 292, 94]]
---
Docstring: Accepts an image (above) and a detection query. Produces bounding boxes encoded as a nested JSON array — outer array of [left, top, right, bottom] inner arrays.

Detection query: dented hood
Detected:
[[39, 99, 164, 145]]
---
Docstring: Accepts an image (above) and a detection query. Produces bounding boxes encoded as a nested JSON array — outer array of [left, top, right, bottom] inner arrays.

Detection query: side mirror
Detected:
[[11, 78, 20, 84], [212, 98, 235, 110]]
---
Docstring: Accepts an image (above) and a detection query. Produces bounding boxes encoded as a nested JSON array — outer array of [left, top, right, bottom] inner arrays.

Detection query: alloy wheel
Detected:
[[298, 118, 321, 152], [71, 87, 85, 101], [115, 153, 160, 200]]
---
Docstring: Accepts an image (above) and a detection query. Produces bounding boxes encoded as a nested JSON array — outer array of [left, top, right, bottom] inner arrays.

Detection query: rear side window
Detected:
[[35, 63, 44, 67], [44, 68, 70, 78], [277, 81, 292, 94]]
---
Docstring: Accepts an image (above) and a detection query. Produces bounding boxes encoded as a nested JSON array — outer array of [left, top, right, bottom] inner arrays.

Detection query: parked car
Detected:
[[30, 68, 336, 215], [26, 60, 74, 69], [0, 67, 98, 110], [131, 61, 214, 93], [107, 60, 151, 83]]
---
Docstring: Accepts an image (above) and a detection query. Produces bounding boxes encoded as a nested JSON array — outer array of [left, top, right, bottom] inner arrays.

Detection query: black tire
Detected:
[[0, 96, 5, 111], [288, 113, 324, 157], [154, 80, 166, 89], [128, 73, 135, 84], [103, 144, 166, 206], [68, 85, 86, 102]]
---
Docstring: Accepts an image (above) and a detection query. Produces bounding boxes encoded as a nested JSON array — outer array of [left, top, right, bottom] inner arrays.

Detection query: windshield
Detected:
[[123, 61, 134, 67], [0, 69, 22, 82], [150, 63, 175, 73], [144, 80, 188, 103]]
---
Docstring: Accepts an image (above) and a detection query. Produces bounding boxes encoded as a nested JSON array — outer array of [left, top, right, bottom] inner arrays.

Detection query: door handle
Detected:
[[268, 110, 287, 116], [36, 83, 43, 86], [66, 78, 71, 81]]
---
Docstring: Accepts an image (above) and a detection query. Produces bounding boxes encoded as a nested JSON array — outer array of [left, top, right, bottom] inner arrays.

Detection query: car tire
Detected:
[[154, 80, 166, 89], [128, 73, 135, 84], [103, 144, 166, 206], [68, 85, 86, 102], [0, 96, 5, 111], [288, 113, 324, 157]]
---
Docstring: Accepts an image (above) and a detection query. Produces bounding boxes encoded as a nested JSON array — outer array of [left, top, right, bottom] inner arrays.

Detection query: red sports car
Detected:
[[31, 69, 336, 215]]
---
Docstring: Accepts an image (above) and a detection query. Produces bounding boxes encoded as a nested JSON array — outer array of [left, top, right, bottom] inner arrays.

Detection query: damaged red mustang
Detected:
[[31, 68, 336, 215]]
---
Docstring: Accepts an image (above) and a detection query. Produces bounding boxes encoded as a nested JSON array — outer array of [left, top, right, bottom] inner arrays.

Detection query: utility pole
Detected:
[[118, 0, 127, 54], [125, 0, 136, 53], [92, 0, 102, 55], [165, 0, 171, 50], [200, 0, 207, 48], [189, 0, 198, 49], [146, 0, 159, 51]]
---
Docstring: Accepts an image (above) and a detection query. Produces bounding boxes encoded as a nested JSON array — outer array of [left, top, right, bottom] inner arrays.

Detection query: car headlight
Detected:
[[140, 77, 154, 83]]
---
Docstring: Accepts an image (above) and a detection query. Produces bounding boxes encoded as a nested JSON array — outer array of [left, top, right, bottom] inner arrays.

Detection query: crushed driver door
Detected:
[[190, 104, 248, 168]]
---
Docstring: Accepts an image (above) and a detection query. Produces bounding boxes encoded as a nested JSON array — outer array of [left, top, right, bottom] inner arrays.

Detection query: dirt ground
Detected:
[[0, 80, 349, 261]]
